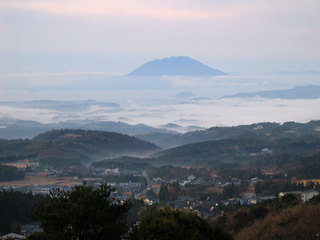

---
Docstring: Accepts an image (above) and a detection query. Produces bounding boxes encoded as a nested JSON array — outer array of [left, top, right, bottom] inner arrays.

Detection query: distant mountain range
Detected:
[[137, 120, 320, 149], [223, 85, 320, 99], [268, 70, 320, 76], [128, 56, 226, 76], [0, 100, 119, 112]]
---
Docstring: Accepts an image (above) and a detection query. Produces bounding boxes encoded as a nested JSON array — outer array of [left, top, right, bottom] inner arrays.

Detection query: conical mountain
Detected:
[[128, 56, 226, 76]]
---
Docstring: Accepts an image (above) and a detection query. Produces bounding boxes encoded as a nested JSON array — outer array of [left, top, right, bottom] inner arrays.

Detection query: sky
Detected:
[[0, 0, 319, 128], [1, 0, 320, 75]]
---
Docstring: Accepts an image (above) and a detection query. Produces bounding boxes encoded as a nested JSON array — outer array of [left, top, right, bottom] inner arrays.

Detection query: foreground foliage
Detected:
[[236, 203, 320, 240], [30, 183, 131, 240], [0, 190, 44, 235], [214, 194, 320, 240], [133, 208, 232, 240], [0, 164, 25, 182]]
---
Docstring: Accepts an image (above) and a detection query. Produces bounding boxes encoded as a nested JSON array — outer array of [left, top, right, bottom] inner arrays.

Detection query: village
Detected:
[[1, 161, 319, 221]]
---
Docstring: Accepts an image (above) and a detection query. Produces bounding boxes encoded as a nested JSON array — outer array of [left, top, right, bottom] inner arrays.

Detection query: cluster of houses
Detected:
[[3, 163, 320, 220]]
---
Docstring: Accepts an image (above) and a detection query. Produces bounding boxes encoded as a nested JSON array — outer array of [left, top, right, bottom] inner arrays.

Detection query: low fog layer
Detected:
[[1, 73, 319, 129], [0, 98, 319, 129]]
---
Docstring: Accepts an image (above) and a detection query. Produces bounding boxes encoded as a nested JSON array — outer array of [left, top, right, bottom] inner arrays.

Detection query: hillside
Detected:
[[128, 56, 226, 76], [136, 120, 320, 149], [0, 119, 175, 139], [0, 129, 160, 169], [154, 135, 320, 168]]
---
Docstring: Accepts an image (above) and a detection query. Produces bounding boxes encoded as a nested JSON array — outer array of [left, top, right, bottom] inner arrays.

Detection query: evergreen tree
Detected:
[[159, 183, 170, 202], [30, 183, 131, 240], [132, 207, 232, 240]]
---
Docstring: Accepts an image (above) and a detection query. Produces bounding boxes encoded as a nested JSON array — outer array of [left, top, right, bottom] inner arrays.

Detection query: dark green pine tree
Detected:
[[159, 183, 170, 202], [29, 182, 131, 240], [132, 207, 232, 240]]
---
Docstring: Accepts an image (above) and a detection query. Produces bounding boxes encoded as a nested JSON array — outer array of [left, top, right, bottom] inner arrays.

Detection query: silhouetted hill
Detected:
[[128, 56, 226, 76], [154, 134, 320, 167], [0, 120, 175, 139], [136, 120, 320, 149], [0, 129, 160, 169], [33, 129, 160, 153], [223, 85, 320, 99]]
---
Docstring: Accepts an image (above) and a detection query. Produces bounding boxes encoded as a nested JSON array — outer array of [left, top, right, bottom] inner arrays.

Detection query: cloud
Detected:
[[1, 0, 257, 21], [0, 97, 319, 128], [1, 0, 319, 74]]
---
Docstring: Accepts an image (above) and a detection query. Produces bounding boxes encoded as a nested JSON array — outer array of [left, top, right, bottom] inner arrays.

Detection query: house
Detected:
[[104, 168, 120, 175], [152, 177, 164, 184], [279, 190, 319, 202], [1, 233, 26, 240], [179, 180, 191, 187], [188, 174, 196, 181], [301, 190, 319, 202], [249, 177, 262, 185], [37, 169, 58, 177], [261, 148, 273, 154]]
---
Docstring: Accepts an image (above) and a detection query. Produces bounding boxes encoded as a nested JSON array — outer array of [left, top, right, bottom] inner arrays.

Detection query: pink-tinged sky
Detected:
[[0, 0, 320, 74]]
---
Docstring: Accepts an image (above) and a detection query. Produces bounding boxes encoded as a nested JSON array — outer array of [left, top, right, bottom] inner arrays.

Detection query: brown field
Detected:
[[3, 160, 39, 169], [0, 176, 82, 187]]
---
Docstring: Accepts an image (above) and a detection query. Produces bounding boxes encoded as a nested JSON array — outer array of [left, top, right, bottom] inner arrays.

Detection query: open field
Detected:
[[0, 176, 82, 187], [3, 162, 38, 169]]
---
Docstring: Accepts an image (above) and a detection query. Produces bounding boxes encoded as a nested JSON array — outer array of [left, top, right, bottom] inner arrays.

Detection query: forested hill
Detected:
[[154, 135, 320, 168], [136, 120, 320, 149], [33, 129, 159, 151], [0, 129, 160, 169]]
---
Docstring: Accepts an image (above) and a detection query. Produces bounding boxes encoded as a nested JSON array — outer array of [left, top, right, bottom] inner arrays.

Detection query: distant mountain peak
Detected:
[[128, 56, 226, 76]]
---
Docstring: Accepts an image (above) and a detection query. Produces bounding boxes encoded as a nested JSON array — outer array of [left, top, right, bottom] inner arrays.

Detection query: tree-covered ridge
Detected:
[[155, 135, 320, 168], [33, 129, 160, 152], [137, 120, 320, 148], [0, 129, 160, 169]]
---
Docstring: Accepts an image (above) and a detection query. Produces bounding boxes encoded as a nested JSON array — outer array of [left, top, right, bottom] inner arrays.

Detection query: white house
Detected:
[[301, 190, 319, 202]]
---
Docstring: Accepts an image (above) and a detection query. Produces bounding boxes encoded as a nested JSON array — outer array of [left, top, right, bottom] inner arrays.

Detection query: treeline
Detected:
[[147, 165, 211, 180], [0, 154, 37, 163], [254, 180, 315, 195], [155, 134, 320, 169], [138, 120, 320, 149], [92, 156, 153, 171], [0, 165, 25, 182], [0, 190, 45, 235], [218, 168, 264, 180], [287, 163, 320, 179]]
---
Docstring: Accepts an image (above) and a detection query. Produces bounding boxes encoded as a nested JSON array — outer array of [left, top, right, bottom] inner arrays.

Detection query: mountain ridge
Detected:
[[222, 85, 320, 99]]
